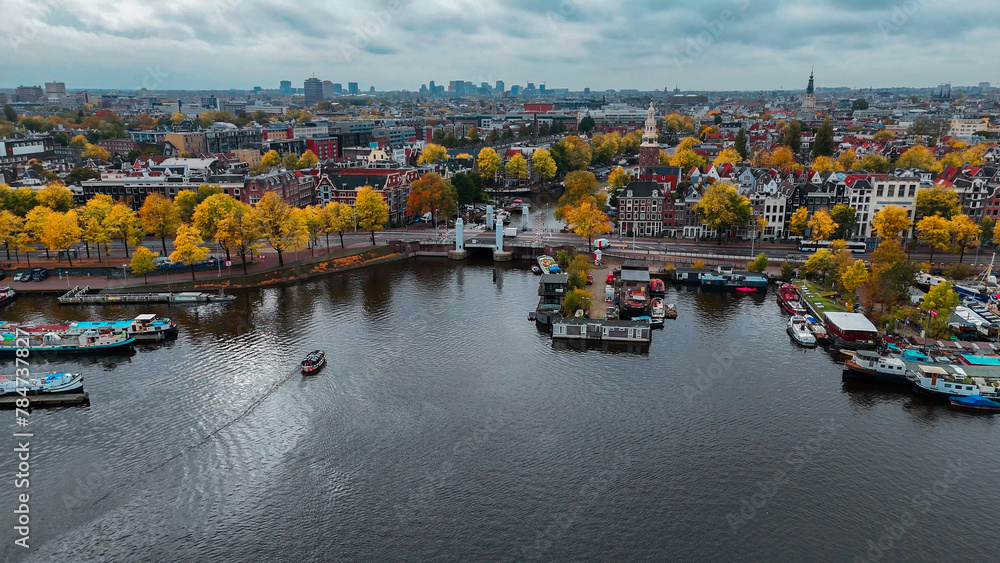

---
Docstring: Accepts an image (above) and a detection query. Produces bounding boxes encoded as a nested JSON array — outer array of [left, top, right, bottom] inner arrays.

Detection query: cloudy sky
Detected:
[[1, 0, 996, 93]]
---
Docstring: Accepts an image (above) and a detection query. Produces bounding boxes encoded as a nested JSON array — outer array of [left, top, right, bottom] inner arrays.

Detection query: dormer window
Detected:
[[626, 190, 633, 197]]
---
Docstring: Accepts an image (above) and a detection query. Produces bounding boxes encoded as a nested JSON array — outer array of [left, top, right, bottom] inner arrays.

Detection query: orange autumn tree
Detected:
[[406, 172, 457, 226]]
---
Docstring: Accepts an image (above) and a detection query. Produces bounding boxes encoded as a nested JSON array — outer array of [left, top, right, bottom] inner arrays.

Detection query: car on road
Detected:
[[12, 273, 25, 282]]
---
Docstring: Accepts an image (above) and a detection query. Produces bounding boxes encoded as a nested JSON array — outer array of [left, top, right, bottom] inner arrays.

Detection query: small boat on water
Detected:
[[949, 395, 1000, 412], [650, 278, 665, 297], [0, 372, 83, 396], [787, 315, 817, 347], [0, 287, 16, 308], [843, 350, 910, 384], [620, 286, 650, 320], [537, 255, 560, 274], [300, 350, 326, 374], [650, 298, 665, 328], [531, 265, 542, 275], [777, 283, 807, 315], [664, 303, 678, 319]]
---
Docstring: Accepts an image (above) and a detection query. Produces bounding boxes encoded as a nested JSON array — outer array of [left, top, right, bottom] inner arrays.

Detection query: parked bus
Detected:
[[798, 240, 867, 254]]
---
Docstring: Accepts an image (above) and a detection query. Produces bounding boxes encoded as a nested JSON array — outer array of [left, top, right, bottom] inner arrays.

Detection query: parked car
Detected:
[[12, 273, 24, 282], [31, 268, 49, 282], [586, 273, 594, 285]]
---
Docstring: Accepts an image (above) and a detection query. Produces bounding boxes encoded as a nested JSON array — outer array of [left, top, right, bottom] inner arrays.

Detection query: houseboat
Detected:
[[619, 261, 651, 320], [535, 273, 568, 326], [844, 350, 910, 384], [552, 318, 652, 343], [0, 372, 83, 396], [650, 298, 665, 328], [907, 364, 1000, 399], [69, 314, 178, 341], [0, 287, 16, 308], [822, 312, 880, 350], [650, 278, 666, 297], [672, 268, 706, 285], [777, 283, 807, 315], [0, 328, 135, 356], [787, 315, 817, 347]]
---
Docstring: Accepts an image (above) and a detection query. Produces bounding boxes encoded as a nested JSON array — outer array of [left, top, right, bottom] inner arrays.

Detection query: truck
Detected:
[[503, 227, 518, 238]]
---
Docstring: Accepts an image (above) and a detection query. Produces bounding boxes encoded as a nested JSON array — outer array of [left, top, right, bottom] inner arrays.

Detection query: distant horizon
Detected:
[[1, 0, 996, 95]]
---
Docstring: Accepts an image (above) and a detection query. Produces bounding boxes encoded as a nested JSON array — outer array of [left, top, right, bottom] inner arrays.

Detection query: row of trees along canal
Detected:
[[0, 182, 390, 282]]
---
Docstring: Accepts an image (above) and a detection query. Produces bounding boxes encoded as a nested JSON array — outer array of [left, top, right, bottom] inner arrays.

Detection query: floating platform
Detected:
[[0, 392, 90, 408], [59, 286, 236, 305]]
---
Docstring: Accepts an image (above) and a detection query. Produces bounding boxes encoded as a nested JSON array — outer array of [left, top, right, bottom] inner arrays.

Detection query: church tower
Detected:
[[802, 69, 816, 111], [639, 101, 660, 171]]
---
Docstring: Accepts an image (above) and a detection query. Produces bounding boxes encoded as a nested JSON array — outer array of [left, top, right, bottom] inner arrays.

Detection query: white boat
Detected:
[[805, 316, 829, 343], [650, 298, 665, 328], [907, 364, 1000, 399], [0, 372, 83, 396], [787, 315, 817, 347], [537, 255, 560, 274]]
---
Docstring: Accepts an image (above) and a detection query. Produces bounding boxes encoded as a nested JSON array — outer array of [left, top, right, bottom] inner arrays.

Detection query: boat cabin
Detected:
[[823, 312, 880, 349], [552, 318, 652, 343], [852, 350, 906, 375]]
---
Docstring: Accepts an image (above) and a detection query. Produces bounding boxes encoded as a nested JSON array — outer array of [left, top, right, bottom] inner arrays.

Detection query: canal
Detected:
[[1, 258, 997, 562]]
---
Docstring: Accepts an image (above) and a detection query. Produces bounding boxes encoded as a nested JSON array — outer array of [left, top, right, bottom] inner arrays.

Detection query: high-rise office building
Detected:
[[45, 81, 66, 96], [304, 77, 324, 103], [495, 80, 504, 93], [510, 85, 521, 96], [348, 82, 359, 95], [322, 80, 334, 99], [14, 85, 44, 103], [333, 83, 343, 94], [279, 80, 292, 95]]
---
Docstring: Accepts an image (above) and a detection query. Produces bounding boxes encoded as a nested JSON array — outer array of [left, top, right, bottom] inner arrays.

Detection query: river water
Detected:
[[1, 258, 997, 562]]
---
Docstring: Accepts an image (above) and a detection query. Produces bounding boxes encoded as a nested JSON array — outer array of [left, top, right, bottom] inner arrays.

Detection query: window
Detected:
[[887, 186, 895, 198]]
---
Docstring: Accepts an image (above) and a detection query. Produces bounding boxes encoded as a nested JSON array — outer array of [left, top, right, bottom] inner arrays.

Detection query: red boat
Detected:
[[650, 278, 665, 297], [776, 283, 807, 314]]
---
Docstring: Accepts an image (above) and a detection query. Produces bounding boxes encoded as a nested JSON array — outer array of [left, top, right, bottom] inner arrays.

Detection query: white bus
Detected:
[[798, 240, 867, 254]]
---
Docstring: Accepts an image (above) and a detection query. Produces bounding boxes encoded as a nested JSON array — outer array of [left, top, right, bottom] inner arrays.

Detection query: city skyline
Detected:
[[1, 0, 997, 92]]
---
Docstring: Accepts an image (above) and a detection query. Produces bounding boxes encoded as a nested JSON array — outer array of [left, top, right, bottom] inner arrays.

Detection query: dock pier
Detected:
[[0, 393, 90, 408], [59, 286, 235, 305]]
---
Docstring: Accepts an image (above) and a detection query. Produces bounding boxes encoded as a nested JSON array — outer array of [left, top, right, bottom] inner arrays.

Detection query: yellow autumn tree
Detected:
[[897, 145, 941, 172], [40, 210, 82, 266], [255, 191, 307, 264], [712, 147, 743, 167], [916, 215, 952, 263], [789, 207, 809, 237], [130, 246, 158, 284], [139, 192, 181, 254], [297, 150, 319, 169], [261, 149, 281, 168], [566, 198, 611, 248], [417, 143, 448, 165], [170, 224, 210, 281], [840, 260, 869, 305], [82, 143, 110, 161], [810, 156, 839, 172], [948, 214, 980, 263], [807, 207, 838, 241], [354, 185, 389, 245], [836, 149, 857, 171], [505, 153, 528, 179], [871, 205, 912, 240], [476, 147, 501, 181]]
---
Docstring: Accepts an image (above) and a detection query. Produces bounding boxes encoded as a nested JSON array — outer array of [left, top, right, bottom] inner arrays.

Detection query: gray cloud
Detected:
[[0, 0, 996, 92]]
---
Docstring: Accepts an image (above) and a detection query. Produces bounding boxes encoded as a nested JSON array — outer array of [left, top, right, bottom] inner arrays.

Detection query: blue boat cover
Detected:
[[951, 395, 1000, 408], [900, 349, 929, 362], [961, 354, 1000, 366]]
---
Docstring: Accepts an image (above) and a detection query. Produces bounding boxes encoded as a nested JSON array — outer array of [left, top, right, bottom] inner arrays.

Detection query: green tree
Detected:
[[747, 252, 769, 273], [281, 153, 300, 169], [354, 186, 389, 245], [780, 262, 795, 280], [813, 117, 835, 158], [561, 287, 592, 316], [921, 281, 960, 338], [734, 128, 748, 160], [577, 116, 596, 133], [692, 182, 752, 245], [851, 98, 869, 111], [130, 246, 158, 283], [169, 224, 210, 281], [782, 120, 802, 153]]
